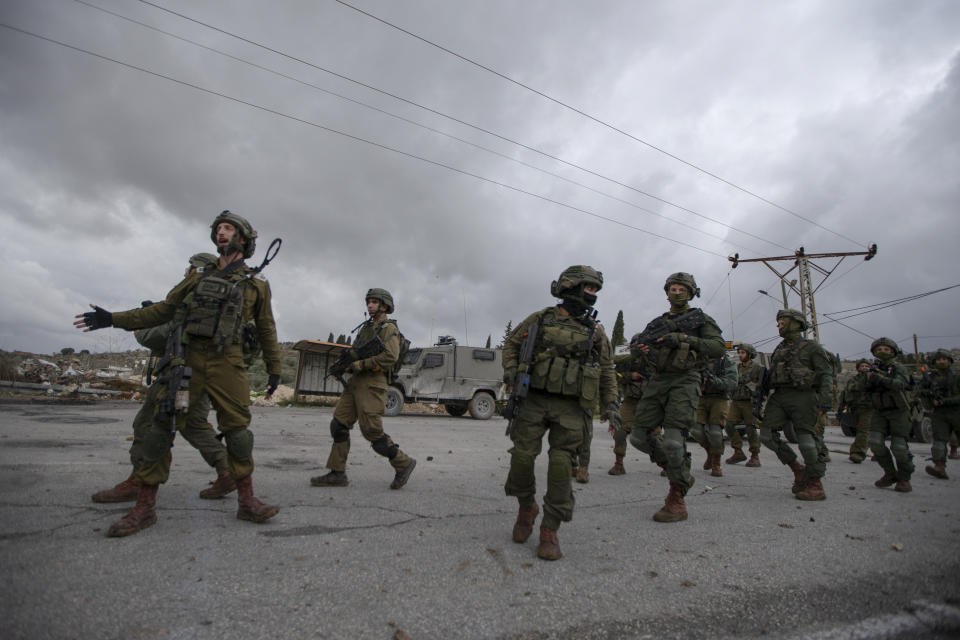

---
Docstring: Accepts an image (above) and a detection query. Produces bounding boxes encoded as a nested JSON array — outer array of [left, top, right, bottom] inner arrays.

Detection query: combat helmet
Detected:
[[550, 265, 603, 298], [188, 252, 218, 270], [930, 348, 953, 364], [855, 358, 871, 369], [737, 343, 757, 359], [366, 288, 394, 314], [663, 272, 700, 298], [210, 210, 257, 259], [776, 308, 808, 330], [870, 337, 902, 357]]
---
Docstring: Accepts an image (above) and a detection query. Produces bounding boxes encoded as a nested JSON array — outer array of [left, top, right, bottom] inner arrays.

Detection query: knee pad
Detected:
[[660, 437, 684, 457], [142, 424, 174, 462], [371, 435, 398, 459], [330, 418, 350, 443], [224, 428, 254, 461]]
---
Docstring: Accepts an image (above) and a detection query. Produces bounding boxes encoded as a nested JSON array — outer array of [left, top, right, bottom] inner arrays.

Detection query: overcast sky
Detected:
[[1, 0, 958, 362]]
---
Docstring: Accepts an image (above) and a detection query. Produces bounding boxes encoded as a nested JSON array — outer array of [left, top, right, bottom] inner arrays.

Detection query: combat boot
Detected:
[[310, 470, 348, 487], [390, 459, 417, 490], [925, 462, 949, 479], [795, 476, 826, 501], [106, 483, 158, 537], [875, 471, 897, 488], [653, 482, 687, 523], [787, 460, 807, 494], [950, 444, 959, 460], [701, 446, 712, 470], [575, 466, 590, 484], [536, 526, 562, 561], [199, 470, 236, 499], [608, 456, 625, 475], [235, 475, 279, 523], [894, 478, 912, 493], [745, 452, 761, 468], [710, 453, 723, 477], [511, 502, 539, 543], [91, 475, 141, 503], [726, 447, 747, 464]]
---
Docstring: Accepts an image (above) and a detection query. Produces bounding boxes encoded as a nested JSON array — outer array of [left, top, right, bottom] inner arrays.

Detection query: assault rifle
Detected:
[[504, 322, 539, 436], [328, 335, 386, 388], [631, 308, 706, 348], [919, 369, 947, 404], [154, 324, 191, 434], [751, 365, 769, 419]]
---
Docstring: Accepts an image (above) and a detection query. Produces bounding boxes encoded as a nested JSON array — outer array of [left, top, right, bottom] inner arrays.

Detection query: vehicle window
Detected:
[[423, 353, 444, 369], [472, 349, 495, 361], [404, 348, 422, 365]]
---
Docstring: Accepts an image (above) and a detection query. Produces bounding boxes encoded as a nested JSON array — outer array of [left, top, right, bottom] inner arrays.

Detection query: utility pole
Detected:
[[730, 245, 878, 344]]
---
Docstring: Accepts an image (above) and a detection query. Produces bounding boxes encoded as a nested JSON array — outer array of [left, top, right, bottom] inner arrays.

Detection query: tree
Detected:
[[611, 310, 626, 348], [327, 332, 335, 342], [498, 320, 513, 348], [485, 335, 491, 348], [345, 336, 352, 346], [60, 347, 75, 356], [336, 334, 346, 344]]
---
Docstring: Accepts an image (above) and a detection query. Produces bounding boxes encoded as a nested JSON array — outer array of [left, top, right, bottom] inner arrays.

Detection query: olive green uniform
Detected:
[[325, 318, 413, 474], [841, 372, 874, 461], [503, 306, 617, 531], [127, 323, 225, 473], [924, 368, 960, 465], [725, 359, 763, 454], [629, 309, 725, 494], [866, 360, 916, 480], [759, 337, 833, 481], [612, 353, 650, 458], [111, 262, 282, 485], [693, 354, 738, 455]]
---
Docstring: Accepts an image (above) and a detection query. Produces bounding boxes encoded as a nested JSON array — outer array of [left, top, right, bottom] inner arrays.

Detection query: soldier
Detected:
[[608, 351, 651, 475], [724, 344, 764, 468], [757, 309, 833, 501], [74, 210, 282, 536], [812, 352, 840, 463], [865, 337, 915, 492], [692, 351, 738, 477], [921, 349, 959, 480], [310, 289, 417, 490], [630, 272, 725, 522], [839, 359, 874, 463], [502, 266, 618, 560], [91, 254, 235, 503]]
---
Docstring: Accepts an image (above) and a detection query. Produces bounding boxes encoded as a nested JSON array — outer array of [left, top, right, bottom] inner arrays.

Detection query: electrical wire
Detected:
[[68, 0, 763, 255], [0, 21, 729, 259], [334, 0, 866, 249], [823, 284, 960, 321], [132, 0, 791, 254]]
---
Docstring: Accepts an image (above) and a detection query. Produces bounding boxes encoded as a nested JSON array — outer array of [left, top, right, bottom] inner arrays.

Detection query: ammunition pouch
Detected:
[[183, 274, 246, 350]]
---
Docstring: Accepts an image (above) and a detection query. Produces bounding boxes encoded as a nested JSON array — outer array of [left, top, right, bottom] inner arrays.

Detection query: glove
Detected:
[[266, 374, 280, 396], [604, 401, 622, 432], [348, 360, 364, 374], [658, 332, 685, 349], [75, 305, 113, 331]]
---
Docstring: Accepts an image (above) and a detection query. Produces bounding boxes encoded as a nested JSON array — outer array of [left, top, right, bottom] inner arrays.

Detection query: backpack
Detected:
[[392, 325, 411, 381]]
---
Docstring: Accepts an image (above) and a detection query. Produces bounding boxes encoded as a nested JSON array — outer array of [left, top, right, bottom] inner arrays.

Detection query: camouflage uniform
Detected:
[[692, 353, 738, 475], [79, 211, 282, 536], [922, 350, 960, 479], [316, 298, 415, 486], [724, 349, 763, 466], [630, 273, 725, 522], [608, 352, 651, 475], [759, 309, 833, 500], [503, 266, 617, 560], [840, 361, 873, 462], [865, 338, 915, 491]]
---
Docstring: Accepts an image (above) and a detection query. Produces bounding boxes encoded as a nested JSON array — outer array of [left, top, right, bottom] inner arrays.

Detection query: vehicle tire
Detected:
[[839, 412, 857, 438], [915, 414, 933, 443], [783, 421, 798, 444], [468, 391, 496, 420], [444, 403, 467, 417], [384, 387, 404, 417]]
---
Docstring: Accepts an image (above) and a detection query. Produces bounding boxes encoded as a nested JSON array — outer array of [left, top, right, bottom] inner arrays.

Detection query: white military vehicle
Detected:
[[385, 336, 505, 419]]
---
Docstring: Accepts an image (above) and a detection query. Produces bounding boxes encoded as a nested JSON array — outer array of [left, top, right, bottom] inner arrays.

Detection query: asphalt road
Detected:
[[1, 399, 958, 640]]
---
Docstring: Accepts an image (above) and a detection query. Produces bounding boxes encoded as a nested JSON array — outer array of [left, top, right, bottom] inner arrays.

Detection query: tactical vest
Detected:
[[768, 339, 817, 390], [733, 361, 758, 401], [647, 310, 705, 373], [527, 309, 601, 408], [870, 361, 910, 411], [845, 374, 873, 408], [179, 266, 249, 351]]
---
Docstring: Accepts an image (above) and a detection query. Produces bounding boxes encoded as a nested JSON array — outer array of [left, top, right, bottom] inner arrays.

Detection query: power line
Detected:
[[0, 21, 729, 258], [133, 0, 790, 254], [334, 0, 865, 248], [823, 283, 960, 321], [68, 0, 763, 255]]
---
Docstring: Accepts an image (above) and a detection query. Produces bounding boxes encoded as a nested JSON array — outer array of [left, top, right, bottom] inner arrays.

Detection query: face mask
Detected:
[[935, 361, 950, 372], [875, 351, 895, 362], [667, 292, 689, 309]]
